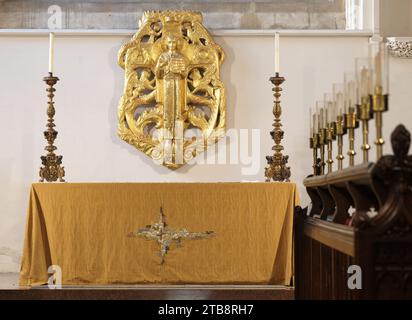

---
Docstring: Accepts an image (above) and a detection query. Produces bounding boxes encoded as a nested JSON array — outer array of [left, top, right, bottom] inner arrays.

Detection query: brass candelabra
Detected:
[[265, 73, 291, 182], [335, 115, 346, 170], [39, 72, 65, 182], [345, 107, 358, 166], [371, 86, 389, 159], [308, 41, 389, 174], [357, 96, 373, 162]]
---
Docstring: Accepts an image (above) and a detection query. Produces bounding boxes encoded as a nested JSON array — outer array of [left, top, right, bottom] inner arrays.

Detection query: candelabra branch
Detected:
[[265, 73, 291, 182], [39, 72, 65, 182]]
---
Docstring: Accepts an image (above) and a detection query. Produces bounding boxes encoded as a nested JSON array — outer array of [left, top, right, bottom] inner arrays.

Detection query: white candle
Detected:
[[337, 93, 343, 116], [275, 32, 280, 74], [319, 108, 324, 129], [49, 32, 55, 73], [375, 51, 382, 88], [360, 67, 369, 98], [313, 113, 318, 134], [309, 107, 313, 137]]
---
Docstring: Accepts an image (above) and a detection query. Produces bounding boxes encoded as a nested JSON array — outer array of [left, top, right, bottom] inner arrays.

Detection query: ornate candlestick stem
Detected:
[[345, 108, 358, 166], [357, 96, 373, 162], [375, 111, 383, 158], [371, 87, 388, 159], [335, 115, 345, 170], [311, 134, 320, 175], [265, 73, 291, 182], [318, 127, 326, 175], [362, 119, 370, 161], [39, 72, 65, 182], [326, 123, 335, 173]]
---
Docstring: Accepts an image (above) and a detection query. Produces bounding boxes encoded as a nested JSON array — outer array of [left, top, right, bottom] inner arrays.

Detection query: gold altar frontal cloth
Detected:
[[20, 183, 298, 286]]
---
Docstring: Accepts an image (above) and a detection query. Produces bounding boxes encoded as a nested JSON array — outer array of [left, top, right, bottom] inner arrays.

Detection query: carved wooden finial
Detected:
[[391, 124, 411, 160]]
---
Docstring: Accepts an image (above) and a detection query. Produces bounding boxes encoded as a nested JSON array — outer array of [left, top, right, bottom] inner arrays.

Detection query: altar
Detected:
[[19, 182, 298, 286]]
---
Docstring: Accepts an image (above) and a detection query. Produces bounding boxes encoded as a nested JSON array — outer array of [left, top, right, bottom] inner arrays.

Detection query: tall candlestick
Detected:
[[39, 73, 65, 182], [355, 58, 373, 163], [314, 113, 318, 134], [369, 41, 389, 160], [264, 74, 291, 182], [49, 32, 55, 73], [275, 32, 280, 74]]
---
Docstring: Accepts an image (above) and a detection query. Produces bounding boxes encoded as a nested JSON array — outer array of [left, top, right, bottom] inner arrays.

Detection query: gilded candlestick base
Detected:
[[265, 74, 291, 182], [39, 73, 65, 182]]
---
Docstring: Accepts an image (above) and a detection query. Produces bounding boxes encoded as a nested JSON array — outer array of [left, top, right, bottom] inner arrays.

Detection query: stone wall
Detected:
[[0, 0, 346, 29]]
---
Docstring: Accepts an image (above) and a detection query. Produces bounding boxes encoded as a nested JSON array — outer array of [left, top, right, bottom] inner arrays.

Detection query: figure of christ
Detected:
[[155, 34, 189, 165]]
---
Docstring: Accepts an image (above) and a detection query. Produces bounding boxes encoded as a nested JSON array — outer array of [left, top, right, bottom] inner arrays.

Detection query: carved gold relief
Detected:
[[117, 10, 226, 169]]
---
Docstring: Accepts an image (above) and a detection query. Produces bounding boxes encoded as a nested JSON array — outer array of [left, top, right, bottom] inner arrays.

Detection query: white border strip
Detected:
[[0, 29, 373, 37]]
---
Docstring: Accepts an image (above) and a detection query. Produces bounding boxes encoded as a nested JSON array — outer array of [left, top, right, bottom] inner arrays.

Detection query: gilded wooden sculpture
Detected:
[[117, 10, 226, 169]]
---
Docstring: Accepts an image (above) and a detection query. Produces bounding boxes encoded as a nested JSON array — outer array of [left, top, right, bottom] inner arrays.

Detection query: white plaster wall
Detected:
[[380, 0, 412, 37], [1, 34, 411, 272]]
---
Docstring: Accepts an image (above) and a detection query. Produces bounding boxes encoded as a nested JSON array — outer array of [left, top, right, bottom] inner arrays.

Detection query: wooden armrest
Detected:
[[304, 217, 355, 256]]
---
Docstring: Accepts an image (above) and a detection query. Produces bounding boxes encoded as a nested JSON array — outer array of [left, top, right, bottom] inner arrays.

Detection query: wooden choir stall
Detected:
[[294, 124, 412, 300]]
